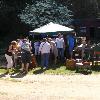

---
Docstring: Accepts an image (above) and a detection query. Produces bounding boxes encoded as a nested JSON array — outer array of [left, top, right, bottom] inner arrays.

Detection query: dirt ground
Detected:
[[0, 74, 100, 100]]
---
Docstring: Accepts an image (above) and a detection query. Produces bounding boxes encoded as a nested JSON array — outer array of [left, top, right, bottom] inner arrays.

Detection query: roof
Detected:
[[30, 22, 74, 33]]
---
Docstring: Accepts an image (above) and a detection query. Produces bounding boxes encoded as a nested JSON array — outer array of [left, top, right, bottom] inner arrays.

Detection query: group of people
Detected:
[[4, 32, 91, 74], [5, 37, 32, 74], [38, 33, 65, 69], [4, 33, 67, 73]]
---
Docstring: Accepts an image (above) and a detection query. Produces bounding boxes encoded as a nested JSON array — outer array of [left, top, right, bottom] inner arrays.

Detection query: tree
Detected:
[[70, 0, 99, 19], [0, 0, 33, 47], [18, 0, 73, 28]]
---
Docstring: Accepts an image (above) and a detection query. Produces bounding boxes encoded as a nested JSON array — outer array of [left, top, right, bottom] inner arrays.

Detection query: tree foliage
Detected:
[[70, 0, 99, 19], [18, 0, 73, 28], [0, 0, 100, 37]]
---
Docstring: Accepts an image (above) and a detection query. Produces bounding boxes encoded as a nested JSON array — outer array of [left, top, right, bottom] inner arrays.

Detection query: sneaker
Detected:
[[22, 71, 28, 75], [6, 74, 10, 78], [45, 67, 49, 70]]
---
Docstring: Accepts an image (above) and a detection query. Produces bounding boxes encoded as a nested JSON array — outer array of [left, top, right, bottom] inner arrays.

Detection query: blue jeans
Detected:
[[57, 48, 64, 61], [41, 53, 50, 68]]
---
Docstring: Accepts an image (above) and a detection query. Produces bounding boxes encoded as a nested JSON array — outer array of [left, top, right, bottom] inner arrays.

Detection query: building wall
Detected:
[[73, 18, 100, 41]]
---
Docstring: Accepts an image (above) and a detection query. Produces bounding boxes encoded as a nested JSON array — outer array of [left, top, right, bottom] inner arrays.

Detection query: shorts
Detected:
[[21, 50, 31, 63]]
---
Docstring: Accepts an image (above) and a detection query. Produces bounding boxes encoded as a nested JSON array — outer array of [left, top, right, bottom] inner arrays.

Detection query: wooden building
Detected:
[[73, 18, 100, 41]]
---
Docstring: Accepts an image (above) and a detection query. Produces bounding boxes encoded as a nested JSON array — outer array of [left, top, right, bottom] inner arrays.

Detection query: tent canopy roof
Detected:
[[30, 22, 74, 33]]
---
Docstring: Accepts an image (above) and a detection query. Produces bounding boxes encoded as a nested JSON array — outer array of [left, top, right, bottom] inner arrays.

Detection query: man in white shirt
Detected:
[[39, 38, 51, 69], [56, 33, 65, 62]]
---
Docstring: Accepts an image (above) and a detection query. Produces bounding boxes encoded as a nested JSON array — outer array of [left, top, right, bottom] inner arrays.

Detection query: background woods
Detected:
[[0, 0, 100, 47]]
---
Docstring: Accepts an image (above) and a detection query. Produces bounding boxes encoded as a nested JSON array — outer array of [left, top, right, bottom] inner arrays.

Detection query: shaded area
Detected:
[[0, 72, 8, 78], [0, 0, 32, 48], [10, 72, 27, 78], [33, 68, 46, 74]]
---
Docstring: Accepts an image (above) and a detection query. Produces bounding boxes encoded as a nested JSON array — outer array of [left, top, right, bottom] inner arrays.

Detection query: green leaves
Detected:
[[18, 0, 73, 28]]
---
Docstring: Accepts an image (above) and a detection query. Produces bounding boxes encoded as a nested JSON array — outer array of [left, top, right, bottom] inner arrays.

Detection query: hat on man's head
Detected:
[[43, 38, 47, 42], [23, 38, 28, 42], [58, 33, 61, 36], [11, 41, 17, 45]]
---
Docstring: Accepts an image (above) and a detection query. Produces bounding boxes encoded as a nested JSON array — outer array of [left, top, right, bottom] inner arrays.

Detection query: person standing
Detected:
[[39, 38, 51, 69], [48, 38, 58, 65], [34, 40, 40, 57], [21, 38, 32, 73], [5, 41, 18, 73], [11, 41, 20, 68], [55, 33, 65, 62], [67, 33, 75, 59]]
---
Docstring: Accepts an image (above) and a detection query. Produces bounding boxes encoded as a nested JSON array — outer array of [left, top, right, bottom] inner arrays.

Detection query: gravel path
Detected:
[[0, 74, 100, 100]]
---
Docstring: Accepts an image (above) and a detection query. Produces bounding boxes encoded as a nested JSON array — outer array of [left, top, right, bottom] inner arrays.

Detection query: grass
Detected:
[[0, 65, 76, 75], [0, 63, 100, 76], [30, 65, 76, 75], [0, 68, 7, 74], [0, 64, 76, 82], [43, 66, 75, 75]]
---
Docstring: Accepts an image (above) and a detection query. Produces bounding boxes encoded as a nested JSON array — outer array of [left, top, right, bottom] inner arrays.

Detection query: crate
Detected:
[[66, 59, 76, 70]]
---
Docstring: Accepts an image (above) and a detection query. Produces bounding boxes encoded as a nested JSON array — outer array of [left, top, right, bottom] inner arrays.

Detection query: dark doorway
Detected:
[[89, 27, 95, 39], [96, 28, 100, 40]]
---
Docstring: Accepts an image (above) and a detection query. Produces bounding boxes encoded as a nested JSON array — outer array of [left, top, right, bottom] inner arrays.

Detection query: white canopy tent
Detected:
[[30, 22, 74, 33]]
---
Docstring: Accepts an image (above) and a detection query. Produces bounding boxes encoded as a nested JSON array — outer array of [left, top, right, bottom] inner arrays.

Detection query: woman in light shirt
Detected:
[[39, 38, 51, 69]]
